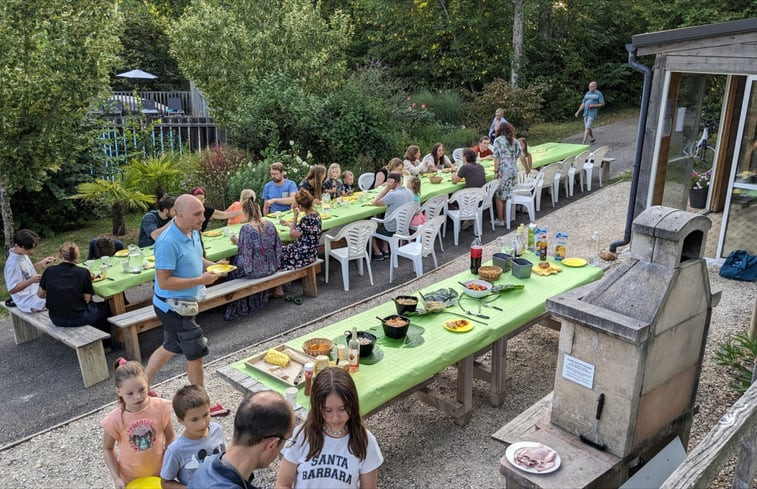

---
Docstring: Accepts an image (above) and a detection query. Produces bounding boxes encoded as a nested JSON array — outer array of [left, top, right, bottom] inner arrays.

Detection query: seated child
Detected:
[[3, 229, 54, 312], [87, 236, 124, 260], [341, 170, 356, 196], [161, 385, 227, 488], [407, 176, 426, 227], [322, 163, 343, 197]]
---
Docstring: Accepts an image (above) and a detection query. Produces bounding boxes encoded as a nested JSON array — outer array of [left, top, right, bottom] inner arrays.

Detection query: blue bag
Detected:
[[719, 250, 757, 282]]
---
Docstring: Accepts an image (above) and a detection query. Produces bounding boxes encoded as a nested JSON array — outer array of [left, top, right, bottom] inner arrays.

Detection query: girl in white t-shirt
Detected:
[[276, 368, 383, 489]]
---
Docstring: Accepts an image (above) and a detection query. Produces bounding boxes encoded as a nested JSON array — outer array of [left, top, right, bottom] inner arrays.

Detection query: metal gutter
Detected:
[[610, 44, 653, 253]]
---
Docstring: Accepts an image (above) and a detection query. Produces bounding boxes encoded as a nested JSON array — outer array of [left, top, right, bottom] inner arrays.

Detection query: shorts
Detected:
[[154, 305, 209, 361], [584, 116, 595, 129], [376, 224, 394, 237]]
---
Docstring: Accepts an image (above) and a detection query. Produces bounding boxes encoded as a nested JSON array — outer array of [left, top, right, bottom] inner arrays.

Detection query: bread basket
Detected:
[[478, 265, 503, 282], [302, 338, 333, 357], [429, 175, 443, 184]]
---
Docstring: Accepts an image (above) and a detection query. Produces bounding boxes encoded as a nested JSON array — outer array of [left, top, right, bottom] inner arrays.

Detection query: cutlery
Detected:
[[440, 310, 488, 325], [481, 302, 503, 311], [457, 300, 490, 320]]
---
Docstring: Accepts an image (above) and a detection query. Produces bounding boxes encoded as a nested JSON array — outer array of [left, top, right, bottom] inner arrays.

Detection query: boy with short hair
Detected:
[[160, 385, 227, 488]]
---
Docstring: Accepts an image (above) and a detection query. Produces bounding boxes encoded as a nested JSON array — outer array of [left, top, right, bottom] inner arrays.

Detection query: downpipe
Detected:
[[610, 44, 652, 253]]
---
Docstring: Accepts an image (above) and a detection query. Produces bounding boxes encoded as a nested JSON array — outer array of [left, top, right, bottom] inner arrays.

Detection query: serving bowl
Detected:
[[393, 295, 419, 315], [478, 265, 502, 282], [461, 279, 492, 298], [429, 175, 443, 184], [379, 314, 410, 339], [344, 330, 377, 357], [302, 337, 333, 357]]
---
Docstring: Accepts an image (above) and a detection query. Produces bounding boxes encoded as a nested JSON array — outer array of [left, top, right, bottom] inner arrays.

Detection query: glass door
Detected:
[[718, 75, 757, 258]]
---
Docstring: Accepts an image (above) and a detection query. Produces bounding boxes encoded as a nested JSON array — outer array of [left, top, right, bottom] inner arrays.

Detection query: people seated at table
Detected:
[[37, 241, 112, 348], [276, 367, 383, 489], [422, 142, 454, 172], [138, 195, 176, 247], [341, 170, 356, 196], [87, 237, 125, 260], [374, 158, 405, 188], [224, 188, 255, 225], [263, 162, 299, 216], [279, 189, 323, 270], [492, 122, 522, 226], [473, 135, 494, 160], [452, 148, 487, 188], [518, 137, 534, 174], [225, 195, 283, 320], [371, 172, 414, 260], [489, 107, 508, 142], [189, 187, 242, 232], [403, 145, 428, 175], [3, 229, 54, 312], [323, 163, 343, 199], [299, 164, 326, 204], [407, 176, 426, 227]]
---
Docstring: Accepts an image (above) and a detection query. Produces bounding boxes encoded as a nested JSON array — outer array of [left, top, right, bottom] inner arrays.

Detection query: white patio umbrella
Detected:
[[116, 69, 158, 80]]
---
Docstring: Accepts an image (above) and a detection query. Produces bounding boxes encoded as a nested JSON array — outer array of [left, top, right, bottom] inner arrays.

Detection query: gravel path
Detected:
[[1, 180, 754, 488]]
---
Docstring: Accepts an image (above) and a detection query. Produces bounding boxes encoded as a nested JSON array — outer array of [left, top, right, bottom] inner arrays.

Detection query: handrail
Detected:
[[660, 362, 757, 488]]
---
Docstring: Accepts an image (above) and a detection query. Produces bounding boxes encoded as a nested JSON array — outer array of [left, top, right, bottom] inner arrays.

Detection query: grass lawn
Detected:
[[0, 107, 638, 302]]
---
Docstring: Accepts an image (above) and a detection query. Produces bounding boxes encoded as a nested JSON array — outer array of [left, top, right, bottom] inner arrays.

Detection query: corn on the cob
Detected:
[[264, 349, 290, 367]]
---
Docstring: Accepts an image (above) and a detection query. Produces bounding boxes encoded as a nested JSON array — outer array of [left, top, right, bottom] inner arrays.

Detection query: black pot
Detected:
[[344, 331, 377, 357], [380, 314, 410, 339], [393, 295, 418, 315], [689, 187, 708, 209]]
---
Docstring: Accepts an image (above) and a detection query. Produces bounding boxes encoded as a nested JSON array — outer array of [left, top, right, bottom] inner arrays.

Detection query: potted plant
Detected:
[[689, 169, 711, 209]]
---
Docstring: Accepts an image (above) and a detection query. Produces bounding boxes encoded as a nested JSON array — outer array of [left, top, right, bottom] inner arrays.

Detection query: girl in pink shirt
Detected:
[[101, 359, 175, 488]]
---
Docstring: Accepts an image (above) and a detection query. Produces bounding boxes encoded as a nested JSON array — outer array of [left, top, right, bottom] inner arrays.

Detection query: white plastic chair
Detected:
[[371, 201, 419, 267], [536, 162, 561, 211], [554, 155, 574, 203], [480, 178, 500, 231], [567, 150, 591, 196], [410, 194, 448, 251], [324, 220, 377, 291], [452, 147, 464, 164], [585, 145, 610, 190], [506, 173, 539, 229], [358, 172, 375, 191], [389, 216, 446, 284], [446, 187, 485, 246]]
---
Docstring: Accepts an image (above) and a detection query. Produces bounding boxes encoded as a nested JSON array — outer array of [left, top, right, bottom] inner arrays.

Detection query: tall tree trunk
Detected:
[[0, 180, 15, 249], [112, 201, 126, 236], [511, 0, 524, 87]]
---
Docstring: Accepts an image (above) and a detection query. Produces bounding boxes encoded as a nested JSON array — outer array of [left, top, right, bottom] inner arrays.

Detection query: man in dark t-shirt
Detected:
[[452, 148, 487, 188]]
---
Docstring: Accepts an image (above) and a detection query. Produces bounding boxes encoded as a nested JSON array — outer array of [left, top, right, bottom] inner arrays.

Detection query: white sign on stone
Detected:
[[562, 354, 595, 389]]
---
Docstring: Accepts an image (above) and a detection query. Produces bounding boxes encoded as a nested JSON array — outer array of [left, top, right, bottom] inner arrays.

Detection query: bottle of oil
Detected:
[[348, 326, 360, 373]]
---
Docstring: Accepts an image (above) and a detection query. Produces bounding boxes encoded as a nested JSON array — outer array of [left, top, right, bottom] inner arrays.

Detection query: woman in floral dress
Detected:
[[492, 122, 522, 226], [224, 195, 282, 319], [280, 188, 322, 271]]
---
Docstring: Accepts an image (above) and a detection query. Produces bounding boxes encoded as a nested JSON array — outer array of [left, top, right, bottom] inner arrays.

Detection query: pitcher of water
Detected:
[[127, 245, 143, 273]]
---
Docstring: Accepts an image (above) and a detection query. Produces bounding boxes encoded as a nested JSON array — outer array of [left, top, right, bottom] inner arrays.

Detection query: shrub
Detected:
[[412, 89, 468, 126], [468, 79, 548, 134], [192, 144, 248, 209], [714, 332, 757, 394]]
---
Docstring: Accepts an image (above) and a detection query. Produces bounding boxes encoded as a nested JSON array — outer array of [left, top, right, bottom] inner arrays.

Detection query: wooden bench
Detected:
[[1, 303, 110, 387], [109, 259, 323, 362]]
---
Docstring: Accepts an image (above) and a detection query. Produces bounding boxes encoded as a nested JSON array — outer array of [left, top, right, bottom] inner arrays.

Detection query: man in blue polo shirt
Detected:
[[145, 194, 221, 388], [575, 81, 605, 144], [262, 162, 298, 216]]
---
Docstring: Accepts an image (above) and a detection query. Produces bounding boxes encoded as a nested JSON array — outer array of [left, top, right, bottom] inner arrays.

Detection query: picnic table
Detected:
[[218, 252, 603, 425]]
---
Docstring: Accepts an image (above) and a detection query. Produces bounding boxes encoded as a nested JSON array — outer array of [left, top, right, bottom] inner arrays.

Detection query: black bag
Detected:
[[719, 250, 757, 282]]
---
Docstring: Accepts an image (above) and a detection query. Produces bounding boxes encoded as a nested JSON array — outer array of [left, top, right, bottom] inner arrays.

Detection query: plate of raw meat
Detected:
[[505, 441, 561, 474]]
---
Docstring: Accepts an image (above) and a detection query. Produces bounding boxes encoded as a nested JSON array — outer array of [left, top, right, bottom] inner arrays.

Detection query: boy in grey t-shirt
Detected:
[[161, 385, 227, 487]]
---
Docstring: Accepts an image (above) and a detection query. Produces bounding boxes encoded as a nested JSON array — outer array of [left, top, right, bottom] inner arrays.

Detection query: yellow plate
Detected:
[[146, 255, 154, 262], [207, 264, 237, 274], [320, 213, 333, 219], [562, 257, 588, 267], [126, 476, 161, 489], [114, 249, 129, 257], [203, 230, 223, 237], [91, 274, 106, 282], [444, 319, 473, 333]]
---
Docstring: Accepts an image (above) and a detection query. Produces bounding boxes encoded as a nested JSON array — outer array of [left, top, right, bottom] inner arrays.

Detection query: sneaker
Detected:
[[494, 220, 506, 227], [590, 138, 596, 144], [371, 253, 384, 261], [382, 250, 391, 259]]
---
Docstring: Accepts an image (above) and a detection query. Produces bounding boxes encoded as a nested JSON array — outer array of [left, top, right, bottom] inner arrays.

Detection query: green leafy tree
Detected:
[[0, 0, 120, 245], [71, 175, 155, 236]]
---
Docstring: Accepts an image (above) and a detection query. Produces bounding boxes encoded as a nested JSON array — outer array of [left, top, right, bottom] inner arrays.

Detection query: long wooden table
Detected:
[[218, 252, 603, 425]]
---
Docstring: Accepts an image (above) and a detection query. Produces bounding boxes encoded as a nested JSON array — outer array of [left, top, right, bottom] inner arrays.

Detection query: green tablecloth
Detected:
[[530, 142, 590, 169], [229, 252, 602, 415]]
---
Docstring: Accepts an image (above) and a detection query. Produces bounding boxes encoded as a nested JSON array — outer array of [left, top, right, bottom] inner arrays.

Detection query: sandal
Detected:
[[285, 295, 304, 305], [210, 403, 230, 417]]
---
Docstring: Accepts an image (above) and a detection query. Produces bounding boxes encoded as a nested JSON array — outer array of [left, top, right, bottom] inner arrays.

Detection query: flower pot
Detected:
[[689, 187, 708, 209]]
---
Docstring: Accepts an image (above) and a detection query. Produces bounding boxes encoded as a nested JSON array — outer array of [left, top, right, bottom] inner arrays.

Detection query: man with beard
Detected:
[[262, 162, 299, 215]]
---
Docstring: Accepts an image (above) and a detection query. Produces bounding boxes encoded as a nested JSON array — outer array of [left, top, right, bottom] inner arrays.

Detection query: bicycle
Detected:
[[684, 120, 716, 168]]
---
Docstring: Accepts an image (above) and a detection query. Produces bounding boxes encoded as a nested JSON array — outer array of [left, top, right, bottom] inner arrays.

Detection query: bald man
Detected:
[[145, 194, 222, 388], [575, 81, 605, 144]]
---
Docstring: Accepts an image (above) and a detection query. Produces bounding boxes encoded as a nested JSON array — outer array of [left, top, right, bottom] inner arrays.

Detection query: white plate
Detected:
[[505, 441, 561, 474]]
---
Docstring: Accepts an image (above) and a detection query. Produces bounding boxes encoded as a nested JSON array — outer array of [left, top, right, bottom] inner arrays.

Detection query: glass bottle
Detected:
[[322, 192, 331, 210], [304, 362, 314, 396], [590, 231, 600, 266], [348, 326, 360, 373], [470, 235, 482, 274]]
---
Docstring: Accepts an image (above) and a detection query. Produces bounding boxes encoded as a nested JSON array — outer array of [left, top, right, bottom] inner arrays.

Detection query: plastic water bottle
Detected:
[[590, 231, 600, 266]]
